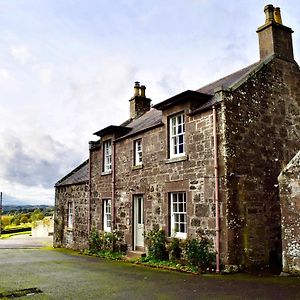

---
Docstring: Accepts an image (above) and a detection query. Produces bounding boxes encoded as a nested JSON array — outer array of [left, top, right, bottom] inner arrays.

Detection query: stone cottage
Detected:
[[54, 5, 300, 272], [278, 151, 300, 275]]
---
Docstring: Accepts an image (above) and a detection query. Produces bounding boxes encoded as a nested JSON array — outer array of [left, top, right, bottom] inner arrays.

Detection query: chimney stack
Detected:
[[257, 5, 294, 61], [129, 81, 151, 119]]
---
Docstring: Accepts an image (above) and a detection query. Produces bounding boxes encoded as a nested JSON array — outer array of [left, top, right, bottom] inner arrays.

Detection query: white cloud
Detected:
[[10, 46, 32, 65], [38, 66, 54, 85], [0, 68, 12, 81]]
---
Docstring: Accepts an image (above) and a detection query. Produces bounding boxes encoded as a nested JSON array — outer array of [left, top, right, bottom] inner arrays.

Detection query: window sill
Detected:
[[132, 164, 143, 170], [165, 154, 188, 164], [166, 235, 186, 241], [101, 171, 112, 176]]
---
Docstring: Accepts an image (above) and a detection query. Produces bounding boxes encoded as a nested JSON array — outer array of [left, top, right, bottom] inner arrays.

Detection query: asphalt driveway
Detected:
[[0, 234, 53, 249], [0, 235, 299, 299]]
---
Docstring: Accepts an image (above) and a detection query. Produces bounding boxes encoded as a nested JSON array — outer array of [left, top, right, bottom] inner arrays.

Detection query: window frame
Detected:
[[103, 199, 112, 232], [67, 202, 73, 229], [169, 113, 185, 158], [134, 139, 143, 166], [170, 192, 187, 239], [103, 140, 112, 172]]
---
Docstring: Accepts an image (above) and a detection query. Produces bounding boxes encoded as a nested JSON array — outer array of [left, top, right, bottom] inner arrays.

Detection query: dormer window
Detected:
[[169, 113, 185, 158], [103, 140, 112, 172]]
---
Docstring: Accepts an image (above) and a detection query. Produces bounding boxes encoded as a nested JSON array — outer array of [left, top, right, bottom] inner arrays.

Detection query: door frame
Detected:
[[133, 194, 144, 250]]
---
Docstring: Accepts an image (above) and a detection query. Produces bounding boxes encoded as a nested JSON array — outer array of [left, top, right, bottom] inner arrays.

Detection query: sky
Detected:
[[0, 0, 299, 205]]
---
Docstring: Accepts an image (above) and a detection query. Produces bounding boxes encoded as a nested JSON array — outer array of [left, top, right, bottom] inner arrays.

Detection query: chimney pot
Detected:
[[134, 81, 140, 96], [274, 7, 282, 24], [140, 85, 146, 97], [264, 4, 275, 24]]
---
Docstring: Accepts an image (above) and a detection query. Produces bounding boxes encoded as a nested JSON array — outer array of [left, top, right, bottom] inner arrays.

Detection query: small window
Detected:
[[134, 139, 143, 166], [169, 113, 185, 158], [170, 192, 187, 238], [67, 202, 73, 228], [103, 140, 112, 172], [103, 199, 112, 232]]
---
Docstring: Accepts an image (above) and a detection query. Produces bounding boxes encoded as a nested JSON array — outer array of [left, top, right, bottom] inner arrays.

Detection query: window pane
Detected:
[[179, 203, 184, 212], [180, 223, 185, 233], [169, 113, 185, 158]]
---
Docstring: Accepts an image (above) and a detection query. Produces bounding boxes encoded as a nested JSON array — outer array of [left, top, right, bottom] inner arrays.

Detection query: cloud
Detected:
[[0, 131, 83, 190], [38, 66, 54, 85], [10, 46, 32, 65], [0, 68, 12, 81]]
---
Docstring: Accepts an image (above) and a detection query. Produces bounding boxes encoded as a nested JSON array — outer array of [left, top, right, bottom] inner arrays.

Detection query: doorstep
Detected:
[[126, 250, 146, 259]]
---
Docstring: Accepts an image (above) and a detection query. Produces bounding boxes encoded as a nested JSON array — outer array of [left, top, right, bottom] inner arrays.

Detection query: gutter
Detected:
[[212, 105, 220, 273]]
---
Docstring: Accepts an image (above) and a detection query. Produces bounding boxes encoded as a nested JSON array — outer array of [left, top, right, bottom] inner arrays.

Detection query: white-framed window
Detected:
[[134, 139, 142, 166], [170, 192, 187, 239], [67, 202, 73, 228], [103, 140, 112, 172], [169, 113, 185, 158], [103, 199, 112, 232]]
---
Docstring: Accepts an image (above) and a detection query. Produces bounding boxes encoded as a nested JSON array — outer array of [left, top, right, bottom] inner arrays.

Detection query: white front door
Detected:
[[134, 195, 144, 249]]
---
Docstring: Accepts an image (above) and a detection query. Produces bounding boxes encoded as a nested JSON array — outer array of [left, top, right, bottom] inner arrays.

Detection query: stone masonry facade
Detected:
[[279, 151, 300, 275], [54, 5, 300, 272]]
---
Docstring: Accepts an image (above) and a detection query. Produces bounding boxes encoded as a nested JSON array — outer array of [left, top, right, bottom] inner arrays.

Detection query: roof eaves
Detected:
[[56, 179, 88, 188], [115, 122, 164, 141], [153, 90, 211, 110], [93, 125, 131, 137]]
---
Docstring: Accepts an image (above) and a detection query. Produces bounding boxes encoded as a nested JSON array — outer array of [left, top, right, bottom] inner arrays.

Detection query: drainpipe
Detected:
[[88, 143, 92, 235], [212, 105, 220, 273], [112, 140, 116, 230]]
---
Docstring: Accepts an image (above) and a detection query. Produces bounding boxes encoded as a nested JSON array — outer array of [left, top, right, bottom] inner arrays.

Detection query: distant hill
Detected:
[[1, 205, 54, 214]]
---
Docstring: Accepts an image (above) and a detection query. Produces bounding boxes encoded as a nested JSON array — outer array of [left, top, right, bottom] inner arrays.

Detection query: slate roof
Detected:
[[55, 160, 89, 187], [118, 108, 163, 140], [197, 62, 259, 95]]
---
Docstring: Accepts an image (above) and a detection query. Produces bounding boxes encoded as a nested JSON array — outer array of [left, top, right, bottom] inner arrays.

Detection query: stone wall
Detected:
[[223, 57, 300, 268], [112, 104, 225, 255], [279, 151, 300, 275], [54, 183, 89, 250]]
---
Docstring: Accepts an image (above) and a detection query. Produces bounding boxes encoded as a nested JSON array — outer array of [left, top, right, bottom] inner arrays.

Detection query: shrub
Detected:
[[89, 228, 102, 253], [145, 227, 168, 260], [183, 234, 215, 271], [167, 237, 182, 261], [88, 229, 125, 254]]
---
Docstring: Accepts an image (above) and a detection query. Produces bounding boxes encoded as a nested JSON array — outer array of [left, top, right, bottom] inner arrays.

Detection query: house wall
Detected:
[[89, 137, 113, 231], [112, 105, 227, 257], [54, 183, 89, 250], [279, 151, 300, 275], [223, 58, 300, 268]]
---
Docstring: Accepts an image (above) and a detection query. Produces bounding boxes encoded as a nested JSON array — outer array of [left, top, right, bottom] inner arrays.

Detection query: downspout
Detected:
[[88, 143, 92, 236], [112, 140, 116, 230], [213, 105, 220, 273]]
